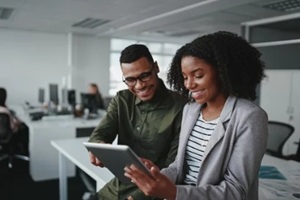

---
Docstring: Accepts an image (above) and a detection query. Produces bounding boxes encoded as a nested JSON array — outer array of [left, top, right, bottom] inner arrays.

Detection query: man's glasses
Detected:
[[122, 64, 155, 87]]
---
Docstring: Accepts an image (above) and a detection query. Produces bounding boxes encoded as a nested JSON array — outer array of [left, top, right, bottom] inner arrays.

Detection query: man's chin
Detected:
[[137, 93, 154, 101], [137, 96, 151, 101], [135, 88, 154, 101]]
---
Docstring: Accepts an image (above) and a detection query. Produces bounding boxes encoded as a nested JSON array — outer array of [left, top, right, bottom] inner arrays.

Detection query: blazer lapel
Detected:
[[201, 96, 237, 161], [181, 102, 201, 147]]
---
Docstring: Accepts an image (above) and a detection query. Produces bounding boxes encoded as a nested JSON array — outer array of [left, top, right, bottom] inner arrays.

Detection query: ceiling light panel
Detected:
[[263, 0, 300, 12], [72, 18, 110, 29]]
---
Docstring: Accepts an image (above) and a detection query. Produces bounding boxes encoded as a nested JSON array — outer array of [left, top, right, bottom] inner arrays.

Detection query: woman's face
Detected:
[[88, 86, 97, 94], [181, 56, 223, 105]]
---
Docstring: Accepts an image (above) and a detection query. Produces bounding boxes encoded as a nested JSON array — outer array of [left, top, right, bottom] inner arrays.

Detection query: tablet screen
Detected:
[[83, 142, 151, 184]]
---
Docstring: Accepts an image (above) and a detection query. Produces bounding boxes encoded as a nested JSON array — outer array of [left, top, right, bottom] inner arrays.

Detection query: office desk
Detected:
[[28, 115, 104, 181], [52, 137, 300, 200], [260, 155, 300, 200], [51, 137, 114, 200]]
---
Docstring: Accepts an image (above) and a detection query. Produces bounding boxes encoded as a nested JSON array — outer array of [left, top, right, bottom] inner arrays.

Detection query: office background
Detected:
[[1, 0, 300, 199], [0, 0, 299, 157], [0, 29, 110, 105], [2, 0, 300, 105]]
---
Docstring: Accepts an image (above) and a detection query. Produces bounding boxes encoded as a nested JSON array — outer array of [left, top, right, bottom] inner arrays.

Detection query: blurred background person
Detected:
[[0, 87, 29, 156], [88, 83, 105, 110]]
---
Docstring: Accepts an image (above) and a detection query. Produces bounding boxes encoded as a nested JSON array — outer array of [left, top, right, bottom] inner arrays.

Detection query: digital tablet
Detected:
[[83, 142, 152, 184]]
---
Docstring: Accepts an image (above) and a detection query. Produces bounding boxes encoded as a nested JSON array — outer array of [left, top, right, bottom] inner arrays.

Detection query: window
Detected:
[[109, 39, 181, 96]]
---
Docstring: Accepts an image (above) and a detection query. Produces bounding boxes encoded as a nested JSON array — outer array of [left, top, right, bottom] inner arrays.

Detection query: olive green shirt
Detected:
[[89, 80, 186, 200]]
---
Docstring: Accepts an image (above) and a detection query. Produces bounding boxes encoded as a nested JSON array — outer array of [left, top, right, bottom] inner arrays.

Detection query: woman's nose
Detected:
[[185, 78, 195, 90]]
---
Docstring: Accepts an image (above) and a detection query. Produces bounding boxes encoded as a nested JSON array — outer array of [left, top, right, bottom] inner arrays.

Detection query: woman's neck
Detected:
[[201, 95, 227, 121]]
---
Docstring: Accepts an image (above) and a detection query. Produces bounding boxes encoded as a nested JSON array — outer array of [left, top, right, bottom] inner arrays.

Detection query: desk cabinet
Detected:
[[28, 117, 101, 181]]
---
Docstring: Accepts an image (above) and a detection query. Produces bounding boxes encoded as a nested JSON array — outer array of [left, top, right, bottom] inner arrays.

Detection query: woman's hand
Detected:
[[124, 158, 176, 200]]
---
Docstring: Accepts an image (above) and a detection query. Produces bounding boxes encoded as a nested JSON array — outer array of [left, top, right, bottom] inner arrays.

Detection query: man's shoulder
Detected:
[[166, 90, 188, 105], [114, 89, 135, 102], [116, 89, 131, 96]]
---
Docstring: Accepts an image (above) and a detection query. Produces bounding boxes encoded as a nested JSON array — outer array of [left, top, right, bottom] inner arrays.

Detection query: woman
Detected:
[[88, 83, 105, 110], [124, 31, 268, 200]]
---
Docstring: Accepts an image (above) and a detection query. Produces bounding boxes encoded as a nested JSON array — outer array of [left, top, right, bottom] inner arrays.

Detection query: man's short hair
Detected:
[[119, 44, 154, 64]]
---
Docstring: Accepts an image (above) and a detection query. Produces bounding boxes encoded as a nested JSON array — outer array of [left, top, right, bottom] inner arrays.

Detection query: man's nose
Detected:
[[134, 79, 145, 88]]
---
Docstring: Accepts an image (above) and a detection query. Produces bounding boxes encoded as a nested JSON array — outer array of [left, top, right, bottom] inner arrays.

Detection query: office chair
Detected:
[[283, 139, 300, 162], [103, 96, 112, 110], [0, 113, 29, 168], [266, 121, 294, 159], [79, 170, 96, 200]]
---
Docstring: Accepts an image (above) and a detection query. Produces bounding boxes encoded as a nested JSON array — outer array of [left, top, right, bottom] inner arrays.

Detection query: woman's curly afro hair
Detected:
[[167, 31, 266, 100]]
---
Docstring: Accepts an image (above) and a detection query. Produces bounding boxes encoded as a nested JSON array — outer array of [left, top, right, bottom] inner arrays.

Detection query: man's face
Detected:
[[121, 57, 160, 101]]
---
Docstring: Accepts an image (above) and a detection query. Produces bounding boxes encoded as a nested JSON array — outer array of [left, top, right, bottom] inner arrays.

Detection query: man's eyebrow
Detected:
[[124, 70, 152, 79]]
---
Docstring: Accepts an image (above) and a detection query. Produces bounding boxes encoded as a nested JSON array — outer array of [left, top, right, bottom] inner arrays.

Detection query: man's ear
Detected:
[[154, 61, 160, 73]]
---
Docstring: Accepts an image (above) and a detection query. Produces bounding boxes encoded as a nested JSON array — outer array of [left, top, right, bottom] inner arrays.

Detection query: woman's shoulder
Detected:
[[0, 106, 11, 114], [234, 98, 268, 119], [236, 98, 265, 111]]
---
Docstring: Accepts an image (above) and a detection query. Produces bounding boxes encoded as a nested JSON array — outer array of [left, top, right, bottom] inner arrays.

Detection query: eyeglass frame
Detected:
[[122, 62, 156, 86]]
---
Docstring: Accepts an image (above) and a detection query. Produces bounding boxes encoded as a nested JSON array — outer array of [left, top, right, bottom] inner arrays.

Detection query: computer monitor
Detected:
[[68, 90, 76, 107], [80, 93, 98, 114], [49, 84, 59, 105], [61, 88, 68, 105], [38, 88, 45, 103]]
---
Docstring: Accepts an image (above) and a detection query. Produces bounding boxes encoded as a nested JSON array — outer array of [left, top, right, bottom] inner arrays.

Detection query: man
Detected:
[[88, 44, 186, 200]]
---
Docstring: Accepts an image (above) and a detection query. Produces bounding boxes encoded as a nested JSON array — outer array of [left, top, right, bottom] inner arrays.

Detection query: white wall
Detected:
[[71, 34, 110, 102], [0, 29, 110, 106]]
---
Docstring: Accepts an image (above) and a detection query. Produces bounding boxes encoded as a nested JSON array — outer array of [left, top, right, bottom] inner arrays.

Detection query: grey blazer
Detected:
[[161, 96, 268, 200]]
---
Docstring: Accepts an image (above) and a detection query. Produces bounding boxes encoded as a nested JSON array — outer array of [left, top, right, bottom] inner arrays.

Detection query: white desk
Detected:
[[9, 104, 105, 181], [28, 114, 104, 181], [260, 154, 300, 200], [51, 137, 114, 200], [52, 137, 300, 200]]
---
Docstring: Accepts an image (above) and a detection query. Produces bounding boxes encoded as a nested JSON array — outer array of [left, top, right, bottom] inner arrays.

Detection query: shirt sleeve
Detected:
[[129, 188, 161, 200], [88, 95, 119, 143], [164, 111, 182, 166]]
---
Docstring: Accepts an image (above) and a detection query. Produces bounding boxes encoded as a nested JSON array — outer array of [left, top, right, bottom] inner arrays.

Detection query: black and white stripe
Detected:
[[184, 113, 219, 185]]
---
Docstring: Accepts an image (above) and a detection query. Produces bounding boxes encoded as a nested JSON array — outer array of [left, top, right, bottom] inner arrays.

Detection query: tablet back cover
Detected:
[[83, 142, 149, 184]]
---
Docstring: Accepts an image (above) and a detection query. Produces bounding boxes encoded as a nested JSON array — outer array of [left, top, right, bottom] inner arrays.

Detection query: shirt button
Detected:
[[137, 126, 140, 131]]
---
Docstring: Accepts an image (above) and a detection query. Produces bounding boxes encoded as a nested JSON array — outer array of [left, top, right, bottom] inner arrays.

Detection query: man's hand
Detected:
[[89, 151, 104, 167]]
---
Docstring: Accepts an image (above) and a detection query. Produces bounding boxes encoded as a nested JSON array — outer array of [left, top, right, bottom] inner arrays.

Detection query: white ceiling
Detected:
[[1, 0, 300, 43]]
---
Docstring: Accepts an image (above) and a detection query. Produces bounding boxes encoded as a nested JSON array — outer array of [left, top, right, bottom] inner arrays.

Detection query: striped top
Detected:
[[183, 112, 219, 185]]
